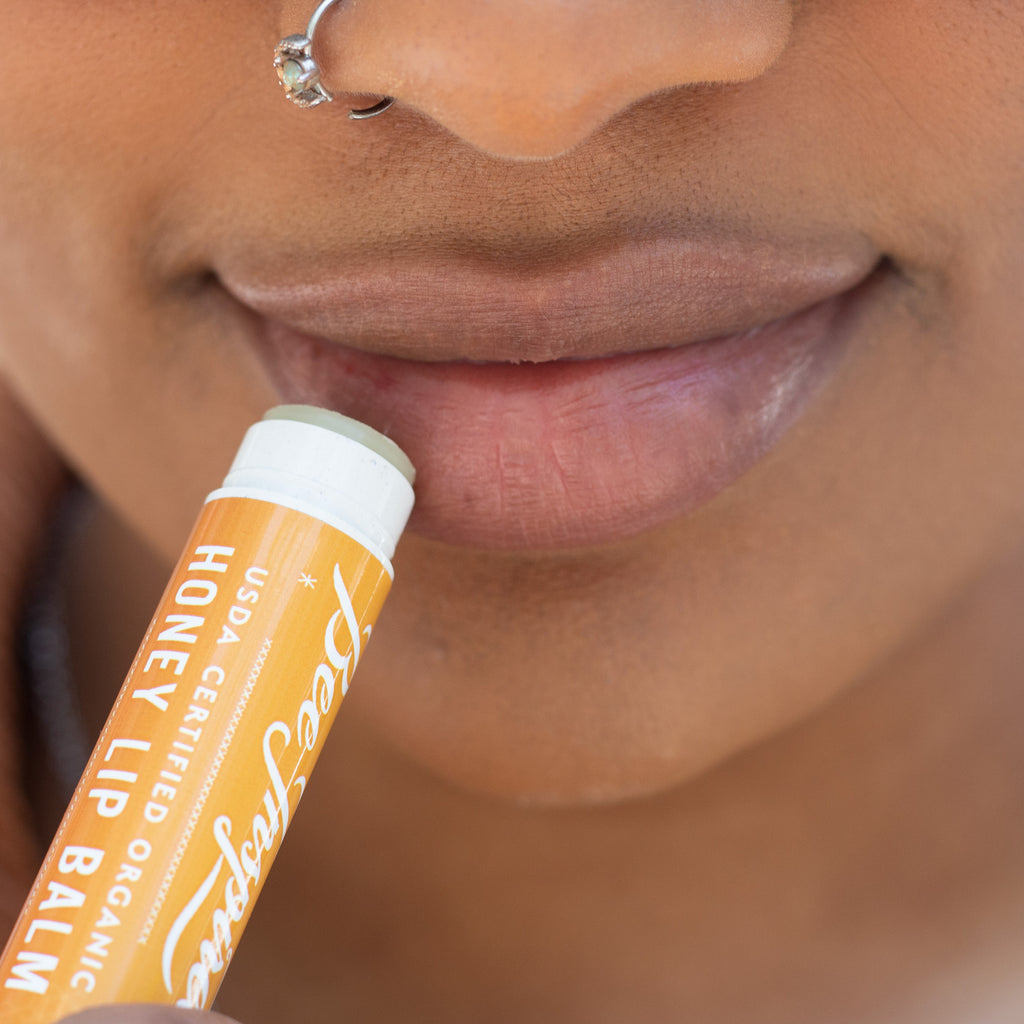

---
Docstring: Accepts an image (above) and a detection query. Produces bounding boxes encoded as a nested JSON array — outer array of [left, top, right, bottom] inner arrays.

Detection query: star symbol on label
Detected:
[[299, 573, 318, 590]]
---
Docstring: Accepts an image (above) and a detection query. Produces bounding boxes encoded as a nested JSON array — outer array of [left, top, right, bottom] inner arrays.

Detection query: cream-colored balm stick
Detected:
[[0, 406, 415, 1022]]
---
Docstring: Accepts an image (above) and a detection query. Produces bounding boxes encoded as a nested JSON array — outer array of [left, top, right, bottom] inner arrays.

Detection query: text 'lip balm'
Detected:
[[0, 405, 415, 1022]]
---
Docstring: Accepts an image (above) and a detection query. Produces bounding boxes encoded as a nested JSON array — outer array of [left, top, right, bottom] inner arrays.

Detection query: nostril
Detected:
[[274, 0, 397, 118]]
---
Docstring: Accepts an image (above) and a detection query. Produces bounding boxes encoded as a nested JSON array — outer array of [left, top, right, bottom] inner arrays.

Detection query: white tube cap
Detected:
[[220, 406, 415, 561]]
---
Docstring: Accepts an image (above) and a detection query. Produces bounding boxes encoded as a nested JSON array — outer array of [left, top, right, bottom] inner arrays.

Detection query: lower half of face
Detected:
[[1, 1, 1023, 802]]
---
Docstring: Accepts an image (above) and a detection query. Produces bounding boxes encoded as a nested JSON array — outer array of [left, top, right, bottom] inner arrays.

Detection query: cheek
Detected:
[[0, 5, 291, 558], [823, 1, 1024, 207], [0, 245, 274, 560], [1, 3, 277, 215]]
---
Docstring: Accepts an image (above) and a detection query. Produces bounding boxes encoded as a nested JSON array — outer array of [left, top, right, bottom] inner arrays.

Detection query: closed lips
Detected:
[[218, 235, 888, 548]]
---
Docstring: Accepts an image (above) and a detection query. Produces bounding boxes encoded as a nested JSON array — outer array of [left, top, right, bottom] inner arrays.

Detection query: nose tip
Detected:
[[286, 0, 794, 159]]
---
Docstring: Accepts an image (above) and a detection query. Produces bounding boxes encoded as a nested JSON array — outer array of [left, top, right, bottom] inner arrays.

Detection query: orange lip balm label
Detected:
[[0, 407, 414, 1023]]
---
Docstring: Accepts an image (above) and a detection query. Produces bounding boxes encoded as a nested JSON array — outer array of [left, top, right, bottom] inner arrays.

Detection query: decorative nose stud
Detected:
[[274, 0, 395, 119]]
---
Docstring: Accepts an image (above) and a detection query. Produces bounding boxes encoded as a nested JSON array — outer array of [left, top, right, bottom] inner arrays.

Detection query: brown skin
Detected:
[[0, 0, 1021, 1021]]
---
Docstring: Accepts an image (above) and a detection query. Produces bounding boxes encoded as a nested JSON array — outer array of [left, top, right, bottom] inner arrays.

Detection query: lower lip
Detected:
[[247, 270, 881, 549]]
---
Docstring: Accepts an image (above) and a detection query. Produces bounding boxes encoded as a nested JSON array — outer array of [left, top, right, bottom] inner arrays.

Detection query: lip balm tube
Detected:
[[0, 405, 415, 1022]]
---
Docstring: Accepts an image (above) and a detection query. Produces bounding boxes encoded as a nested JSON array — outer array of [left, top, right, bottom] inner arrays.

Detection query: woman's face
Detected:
[[2, 1, 1023, 802]]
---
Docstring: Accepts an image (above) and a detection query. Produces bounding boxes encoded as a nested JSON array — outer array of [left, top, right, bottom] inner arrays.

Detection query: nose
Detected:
[[282, 0, 795, 158]]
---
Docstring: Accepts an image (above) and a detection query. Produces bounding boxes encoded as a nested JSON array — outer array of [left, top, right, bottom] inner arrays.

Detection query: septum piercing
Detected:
[[274, 0, 395, 118]]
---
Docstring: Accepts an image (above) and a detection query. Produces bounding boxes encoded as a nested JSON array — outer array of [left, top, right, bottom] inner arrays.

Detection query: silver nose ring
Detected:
[[274, 0, 395, 118]]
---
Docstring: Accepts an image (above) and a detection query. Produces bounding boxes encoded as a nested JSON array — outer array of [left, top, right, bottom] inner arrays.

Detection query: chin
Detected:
[[343, 687, 729, 809]]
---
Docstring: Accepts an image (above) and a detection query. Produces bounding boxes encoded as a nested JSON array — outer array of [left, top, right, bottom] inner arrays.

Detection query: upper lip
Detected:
[[218, 233, 881, 363]]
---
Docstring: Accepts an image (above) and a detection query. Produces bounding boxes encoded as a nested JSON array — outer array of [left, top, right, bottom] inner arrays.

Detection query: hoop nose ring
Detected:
[[274, 0, 395, 118]]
